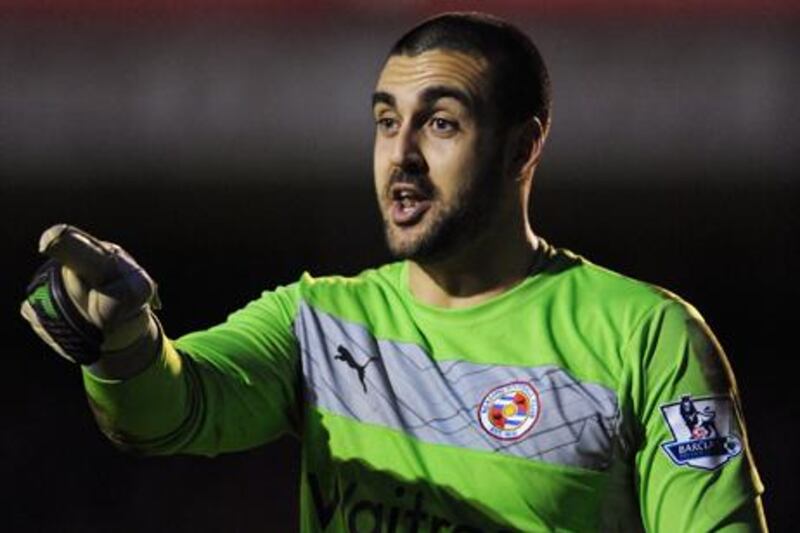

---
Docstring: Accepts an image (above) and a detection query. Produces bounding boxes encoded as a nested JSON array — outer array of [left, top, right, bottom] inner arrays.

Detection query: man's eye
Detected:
[[429, 117, 457, 134], [376, 117, 399, 133]]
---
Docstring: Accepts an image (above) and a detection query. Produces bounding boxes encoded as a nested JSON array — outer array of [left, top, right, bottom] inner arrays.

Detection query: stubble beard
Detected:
[[383, 166, 500, 263]]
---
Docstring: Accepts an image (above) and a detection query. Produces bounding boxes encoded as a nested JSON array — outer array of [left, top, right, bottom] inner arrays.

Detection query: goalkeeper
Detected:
[[21, 12, 767, 532]]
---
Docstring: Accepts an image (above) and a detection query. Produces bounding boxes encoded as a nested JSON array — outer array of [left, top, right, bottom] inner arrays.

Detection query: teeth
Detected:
[[395, 189, 425, 201]]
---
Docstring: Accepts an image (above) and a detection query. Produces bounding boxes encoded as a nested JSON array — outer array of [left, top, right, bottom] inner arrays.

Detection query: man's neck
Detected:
[[408, 226, 539, 309]]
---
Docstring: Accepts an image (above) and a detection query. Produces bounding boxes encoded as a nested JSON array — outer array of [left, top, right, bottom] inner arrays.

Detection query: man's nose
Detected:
[[390, 123, 427, 174]]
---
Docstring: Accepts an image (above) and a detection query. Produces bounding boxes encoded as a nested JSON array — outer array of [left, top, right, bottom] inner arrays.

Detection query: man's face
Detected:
[[372, 49, 505, 261]]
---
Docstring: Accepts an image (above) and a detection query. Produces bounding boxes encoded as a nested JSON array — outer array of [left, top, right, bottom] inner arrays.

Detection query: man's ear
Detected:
[[512, 117, 546, 181]]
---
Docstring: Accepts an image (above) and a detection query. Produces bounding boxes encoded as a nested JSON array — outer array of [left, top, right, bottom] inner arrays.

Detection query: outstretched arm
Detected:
[[22, 224, 302, 457]]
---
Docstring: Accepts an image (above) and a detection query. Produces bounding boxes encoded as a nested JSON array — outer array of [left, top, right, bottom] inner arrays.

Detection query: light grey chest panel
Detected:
[[295, 302, 621, 471]]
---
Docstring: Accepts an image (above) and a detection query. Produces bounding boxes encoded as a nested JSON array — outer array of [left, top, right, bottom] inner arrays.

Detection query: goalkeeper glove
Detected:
[[20, 224, 161, 367]]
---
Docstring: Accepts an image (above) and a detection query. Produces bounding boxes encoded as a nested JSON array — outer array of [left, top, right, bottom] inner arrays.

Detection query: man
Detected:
[[21, 12, 766, 532]]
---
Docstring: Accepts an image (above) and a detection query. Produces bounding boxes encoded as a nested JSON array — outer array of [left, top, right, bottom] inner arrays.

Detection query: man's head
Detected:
[[372, 12, 551, 262]]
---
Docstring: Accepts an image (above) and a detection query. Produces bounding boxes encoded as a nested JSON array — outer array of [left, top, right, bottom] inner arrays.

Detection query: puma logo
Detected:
[[334, 345, 379, 393]]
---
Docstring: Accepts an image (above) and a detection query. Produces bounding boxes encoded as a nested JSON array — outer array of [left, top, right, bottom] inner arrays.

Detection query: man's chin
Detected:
[[386, 233, 423, 260], [385, 224, 429, 260], [385, 224, 455, 262]]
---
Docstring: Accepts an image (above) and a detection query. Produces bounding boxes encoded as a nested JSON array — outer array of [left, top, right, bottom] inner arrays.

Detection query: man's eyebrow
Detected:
[[420, 85, 474, 110], [371, 86, 475, 111], [372, 91, 395, 109]]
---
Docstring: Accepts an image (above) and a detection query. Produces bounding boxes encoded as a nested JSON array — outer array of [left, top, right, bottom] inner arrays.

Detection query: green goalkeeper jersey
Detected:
[[82, 241, 765, 532]]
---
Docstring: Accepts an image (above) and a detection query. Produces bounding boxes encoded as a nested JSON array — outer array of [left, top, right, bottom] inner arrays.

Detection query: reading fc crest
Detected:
[[478, 381, 540, 440]]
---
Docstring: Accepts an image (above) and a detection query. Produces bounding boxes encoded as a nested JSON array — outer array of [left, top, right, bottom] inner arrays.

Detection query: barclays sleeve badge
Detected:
[[659, 394, 743, 471]]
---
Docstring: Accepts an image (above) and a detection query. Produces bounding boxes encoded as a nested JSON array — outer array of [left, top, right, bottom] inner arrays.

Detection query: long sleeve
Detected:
[[82, 282, 302, 457], [628, 299, 767, 531]]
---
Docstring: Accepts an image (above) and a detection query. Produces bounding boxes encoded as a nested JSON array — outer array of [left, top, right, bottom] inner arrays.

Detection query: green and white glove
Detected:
[[21, 224, 161, 367]]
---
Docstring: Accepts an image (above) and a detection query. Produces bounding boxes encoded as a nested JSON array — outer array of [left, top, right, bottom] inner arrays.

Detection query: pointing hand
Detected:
[[21, 224, 160, 365]]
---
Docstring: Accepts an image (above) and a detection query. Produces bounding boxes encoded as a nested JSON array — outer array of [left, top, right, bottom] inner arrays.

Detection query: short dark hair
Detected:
[[389, 12, 551, 134]]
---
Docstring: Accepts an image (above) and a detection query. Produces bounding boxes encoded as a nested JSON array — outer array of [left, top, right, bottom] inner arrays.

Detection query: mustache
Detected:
[[387, 168, 435, 197]]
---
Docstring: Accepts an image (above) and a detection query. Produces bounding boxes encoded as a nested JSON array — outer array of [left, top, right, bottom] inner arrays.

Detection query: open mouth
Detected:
[[389, 183, 433, 226]]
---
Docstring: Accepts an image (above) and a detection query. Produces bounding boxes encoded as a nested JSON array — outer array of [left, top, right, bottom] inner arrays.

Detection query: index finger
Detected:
[[39, 224, 117, 287]]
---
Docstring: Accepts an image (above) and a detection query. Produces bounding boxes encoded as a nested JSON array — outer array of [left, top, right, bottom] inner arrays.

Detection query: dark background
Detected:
[[2, 1, 797, 531]]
